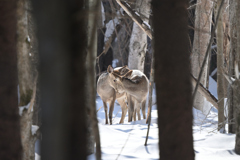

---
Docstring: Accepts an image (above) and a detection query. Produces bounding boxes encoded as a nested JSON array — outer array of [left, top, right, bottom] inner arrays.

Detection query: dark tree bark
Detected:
[[0, 1, 22, 159], [32, 0, 88, 159], [228, 0, 238, 133], [152, 0, 194, 159]]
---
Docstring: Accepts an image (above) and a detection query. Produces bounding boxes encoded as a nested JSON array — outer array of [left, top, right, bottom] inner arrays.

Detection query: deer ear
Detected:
[[107, 65, 114, 73]]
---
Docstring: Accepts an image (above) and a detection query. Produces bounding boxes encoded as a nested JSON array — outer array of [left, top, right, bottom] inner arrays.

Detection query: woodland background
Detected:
[[0, 0, 240, 160]]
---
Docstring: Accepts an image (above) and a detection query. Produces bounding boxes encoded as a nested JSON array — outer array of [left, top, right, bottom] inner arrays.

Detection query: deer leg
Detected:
[[117, 97, 128, 124], [133, 108, 136, 121], [142, 99, 146, 119], [127, 94, 134, 122], [137, 102, 141, 121], [103, 101, 108, 124], [109, 93, 116, 125]]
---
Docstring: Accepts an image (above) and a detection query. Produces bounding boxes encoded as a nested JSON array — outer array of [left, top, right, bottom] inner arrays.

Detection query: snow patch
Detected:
[[112, 59, 119, 68], [104, 18, 120, 43], [32, 125, 39, 136], [19, 103, 31, 116]]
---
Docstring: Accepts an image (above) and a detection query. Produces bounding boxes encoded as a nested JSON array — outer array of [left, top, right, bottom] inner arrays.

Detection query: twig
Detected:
[[112, 107, 121, 123], [192, 0, 225, 102], [115, 122, 135, 160], [145, 48, 154, 146], [96, 106, 102, 113]]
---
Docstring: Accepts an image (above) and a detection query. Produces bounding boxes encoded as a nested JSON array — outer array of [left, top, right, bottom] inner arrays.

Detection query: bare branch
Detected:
[[191, 74, 218, 110]]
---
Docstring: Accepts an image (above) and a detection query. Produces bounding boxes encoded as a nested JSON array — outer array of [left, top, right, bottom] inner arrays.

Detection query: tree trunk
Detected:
[[17, 0, 38, 159], [235, 0, 240, 154], [86, 0, 101, 159], [222, 0, 230, 97], [192, 0, 213, 113], [33, 0, 88, 159], [228, 0, 238, 133], [216, 0, 226, 132], [128, 0, 151, 72], [0, 1, 22, 159], [17, 0, 33, 107], [152, 0, 194, 159], [232, 79, 240, 154]]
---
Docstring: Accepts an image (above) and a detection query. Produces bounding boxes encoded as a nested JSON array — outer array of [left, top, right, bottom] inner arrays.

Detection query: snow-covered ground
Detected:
[[35, 77, 239, 160], [88, 78, 239, 160]]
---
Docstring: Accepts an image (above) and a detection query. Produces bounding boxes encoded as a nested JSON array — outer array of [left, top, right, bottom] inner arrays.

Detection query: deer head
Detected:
[[107, 65, 132, 93]]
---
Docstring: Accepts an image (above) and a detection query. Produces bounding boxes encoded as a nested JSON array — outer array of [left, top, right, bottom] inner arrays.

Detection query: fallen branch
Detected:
[[191, 74, 218, 110], [115, 0, 152, 39]]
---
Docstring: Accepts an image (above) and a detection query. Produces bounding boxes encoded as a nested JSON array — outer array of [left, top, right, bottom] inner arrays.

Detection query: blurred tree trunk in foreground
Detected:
[[0, 0, 22, 159], [152, 0, 194, 159], [33, 0, 88, 159]]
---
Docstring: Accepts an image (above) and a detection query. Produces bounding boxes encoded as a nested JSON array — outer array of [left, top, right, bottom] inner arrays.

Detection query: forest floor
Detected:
[[35, 77, 239, 160], [87, 77, 240, 160]]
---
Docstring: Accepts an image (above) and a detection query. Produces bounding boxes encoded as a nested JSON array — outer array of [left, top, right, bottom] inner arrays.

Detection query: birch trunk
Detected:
[[191, 0, 213, 113], [128, 0, 151, 72]]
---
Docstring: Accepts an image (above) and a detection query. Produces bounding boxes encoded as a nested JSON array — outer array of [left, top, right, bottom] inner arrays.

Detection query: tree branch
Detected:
[[191, 74, 218, 110]]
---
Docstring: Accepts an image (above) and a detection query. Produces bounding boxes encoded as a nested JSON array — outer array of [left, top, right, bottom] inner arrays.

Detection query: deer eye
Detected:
[[113, 79, 116, 82]]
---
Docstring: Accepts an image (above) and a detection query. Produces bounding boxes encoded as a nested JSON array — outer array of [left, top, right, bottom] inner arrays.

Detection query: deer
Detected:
[[107, 65, 149, 122], [97, 65, 130, 125]]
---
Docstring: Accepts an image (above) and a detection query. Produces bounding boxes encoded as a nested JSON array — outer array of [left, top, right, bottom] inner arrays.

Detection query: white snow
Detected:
[[101, 2, 105, 27], [34, 76, 239, 160], [104, 18, 120, 43], [19, 103, 30, 116], [112, 59, 119, 68], [87, 78, 239, 160], [32, 125, 39, 136]]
